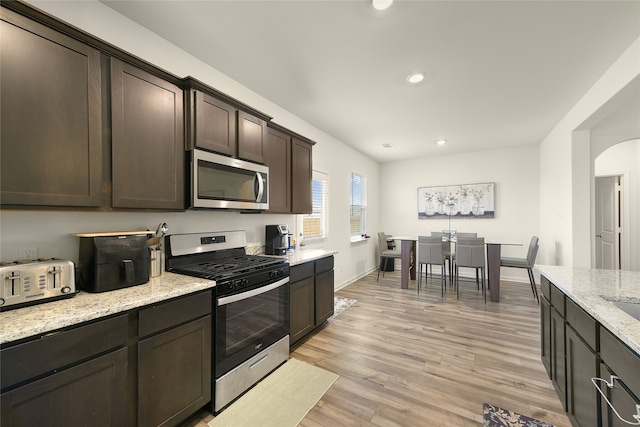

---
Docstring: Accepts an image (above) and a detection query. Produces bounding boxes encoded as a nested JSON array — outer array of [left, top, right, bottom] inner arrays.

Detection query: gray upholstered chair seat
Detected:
[[377, 232, 402, 281], [499, 257, 530, 268], [499, 236, 539, 302]]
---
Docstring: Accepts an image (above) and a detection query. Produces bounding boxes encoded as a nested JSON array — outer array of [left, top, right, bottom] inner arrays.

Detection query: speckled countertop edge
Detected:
[[285, 248, 337, 266], [0, 272, 215, 345], [536, 265, 640, 355]]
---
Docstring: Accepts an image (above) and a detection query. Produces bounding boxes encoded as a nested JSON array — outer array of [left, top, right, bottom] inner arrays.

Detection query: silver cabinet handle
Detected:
[[596, 234, 602, 238], [592, 376, 640, 425]]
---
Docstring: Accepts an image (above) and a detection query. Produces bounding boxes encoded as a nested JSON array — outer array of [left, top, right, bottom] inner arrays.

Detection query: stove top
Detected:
[[171, 255, 286, 281]]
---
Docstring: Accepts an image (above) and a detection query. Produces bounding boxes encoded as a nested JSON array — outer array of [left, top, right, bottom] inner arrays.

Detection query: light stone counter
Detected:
[[0, 272, 215, 345], [536, 265, 640, 355], [284, 248, 337, 266]]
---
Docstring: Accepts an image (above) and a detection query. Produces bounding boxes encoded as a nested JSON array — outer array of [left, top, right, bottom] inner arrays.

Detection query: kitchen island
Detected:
[[536, 265, 640, 427]]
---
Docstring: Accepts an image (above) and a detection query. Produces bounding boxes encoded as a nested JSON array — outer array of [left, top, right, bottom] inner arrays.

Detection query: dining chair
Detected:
[[430, 231, 453, 285], [452, 232, 478, 283], [377, 232, 402, 281], [417, 236, 447, 296], [454, 237, 486, 302], [500, 236, 540, 302]]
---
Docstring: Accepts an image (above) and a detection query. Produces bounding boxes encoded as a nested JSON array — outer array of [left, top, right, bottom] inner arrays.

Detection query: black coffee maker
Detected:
[[265, 224, 289, 255]]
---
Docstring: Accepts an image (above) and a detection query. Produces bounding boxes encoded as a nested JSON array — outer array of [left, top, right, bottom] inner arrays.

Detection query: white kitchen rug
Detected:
[[332, 296, 357, 318], [208, 358, 339, 427]]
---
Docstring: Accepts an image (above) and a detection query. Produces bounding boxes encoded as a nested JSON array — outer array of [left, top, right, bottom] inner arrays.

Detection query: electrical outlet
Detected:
[[18, 247, 37, 260]]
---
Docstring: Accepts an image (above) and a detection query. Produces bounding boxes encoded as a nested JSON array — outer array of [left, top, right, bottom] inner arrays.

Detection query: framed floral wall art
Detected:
[[417, 182, 495, 219]]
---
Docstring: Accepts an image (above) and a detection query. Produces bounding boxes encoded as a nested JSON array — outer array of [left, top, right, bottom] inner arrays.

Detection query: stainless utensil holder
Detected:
[[150, 248, 162, 277]]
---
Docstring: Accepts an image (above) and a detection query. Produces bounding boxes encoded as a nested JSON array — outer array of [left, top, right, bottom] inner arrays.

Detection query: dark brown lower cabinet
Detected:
[[138, 315, 212, 427], [137, 291, 212, 427], [1, 348, 128, 427], [289, 256, 335, 347], [551, 307, 567, 408], [565, 325, 599, 427], [540, 293, 552, 376], [0, 315, 129, 426]]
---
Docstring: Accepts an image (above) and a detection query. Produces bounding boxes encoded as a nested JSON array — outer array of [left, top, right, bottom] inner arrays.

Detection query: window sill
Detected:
[[350, 235, 370, 244]]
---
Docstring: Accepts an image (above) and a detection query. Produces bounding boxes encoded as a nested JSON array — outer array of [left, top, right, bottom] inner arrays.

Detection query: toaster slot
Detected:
[[3, 271, 21, 298]]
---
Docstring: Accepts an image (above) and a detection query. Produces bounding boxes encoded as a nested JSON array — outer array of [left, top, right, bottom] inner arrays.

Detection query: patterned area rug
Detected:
[[332, 296, 357, 318], [483, 403, 557, 427]]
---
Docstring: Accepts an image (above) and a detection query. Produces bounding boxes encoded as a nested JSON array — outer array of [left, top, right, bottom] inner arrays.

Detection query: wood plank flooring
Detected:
[[186, 270, 570, 427]]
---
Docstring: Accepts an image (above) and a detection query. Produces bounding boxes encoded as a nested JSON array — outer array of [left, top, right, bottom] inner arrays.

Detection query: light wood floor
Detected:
[[186, 270, 570, 427]]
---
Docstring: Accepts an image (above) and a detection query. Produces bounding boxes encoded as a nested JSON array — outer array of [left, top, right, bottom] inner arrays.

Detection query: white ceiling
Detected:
[[100, 0, 640, 163]]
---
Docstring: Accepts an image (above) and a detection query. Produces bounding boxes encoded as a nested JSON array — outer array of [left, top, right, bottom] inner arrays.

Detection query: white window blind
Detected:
[[303, 171, 328, 240], [350, 172, 366, 237]]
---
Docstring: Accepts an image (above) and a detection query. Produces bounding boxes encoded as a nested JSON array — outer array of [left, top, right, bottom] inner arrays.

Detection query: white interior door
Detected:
[[595, 176, 619, 269]]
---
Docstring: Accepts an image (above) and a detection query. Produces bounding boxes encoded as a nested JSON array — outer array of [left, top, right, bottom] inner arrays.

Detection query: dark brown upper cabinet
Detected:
[[264, 126, 292, 213], [183, 77, 271, 163], [111, 58, 184, 210], [291, 137, 313, 214], [265, 123, 314, 215], [0, 8, 102, 208], [189, 89, 237, 156]]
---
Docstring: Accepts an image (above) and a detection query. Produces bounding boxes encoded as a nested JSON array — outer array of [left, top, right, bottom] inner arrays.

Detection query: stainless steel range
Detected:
[[0, 258, 76, 311], [165, 230, 289, 412]]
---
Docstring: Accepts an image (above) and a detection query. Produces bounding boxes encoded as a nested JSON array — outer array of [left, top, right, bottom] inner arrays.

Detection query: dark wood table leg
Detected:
[[409, 240, 416, 280], [486, 243, 501, 302], [400, 239, 411, 289]]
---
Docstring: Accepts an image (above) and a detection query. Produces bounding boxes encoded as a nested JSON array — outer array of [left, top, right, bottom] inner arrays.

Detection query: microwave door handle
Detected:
[[254, 172, 265, 202]]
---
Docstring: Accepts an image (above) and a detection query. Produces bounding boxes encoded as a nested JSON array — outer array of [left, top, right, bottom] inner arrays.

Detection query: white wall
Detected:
[[380, 144, 540, 282], [0, 0, 380, 289], [539, 37, 640, 268], [595, 139, 640, 271]]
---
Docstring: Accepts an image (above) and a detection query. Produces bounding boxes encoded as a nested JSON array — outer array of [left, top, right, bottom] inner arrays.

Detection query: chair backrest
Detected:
[[456, 232, 477, 238], [526, 236, 539, 266], [418, 236, 444, 264], [455, 237, 485, 268]]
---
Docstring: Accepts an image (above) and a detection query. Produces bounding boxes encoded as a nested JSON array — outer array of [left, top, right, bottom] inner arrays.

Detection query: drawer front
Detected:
[[600, 327, 640, 398], [290, 261, 314, 282], [541, 275, 551, 301], [139, 290, 212, 339], [550, 285, 565, 315], [1, 314, 128, 390], [315, 256, 334, 274], [566, 298, 598, 350]]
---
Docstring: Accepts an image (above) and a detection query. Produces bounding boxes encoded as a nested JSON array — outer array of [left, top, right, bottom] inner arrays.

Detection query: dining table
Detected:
[[485, 242, 522, 302], [390, 236, 416, 289]]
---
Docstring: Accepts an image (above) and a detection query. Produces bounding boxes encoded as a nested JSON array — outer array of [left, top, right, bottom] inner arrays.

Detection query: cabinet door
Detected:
[[138, 315, 212, 427], [264, 127, 291, 213], [551, 307, 567, 409], [238, 111, 266, 163], [111, 58, 184, 209], [540, 295, 552, 377], [566, 325, 599, 427], [291, 138, 313, 214], [1, 348, 127, 427], [315, 269, 335, 325], [194, 90, 237, 156], [290, 277, 315, 345], [0, 9, 102, 207]]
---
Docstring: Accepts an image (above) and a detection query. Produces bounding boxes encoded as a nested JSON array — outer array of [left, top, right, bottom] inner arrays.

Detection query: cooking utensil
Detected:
[[148, 222, 168, 247]]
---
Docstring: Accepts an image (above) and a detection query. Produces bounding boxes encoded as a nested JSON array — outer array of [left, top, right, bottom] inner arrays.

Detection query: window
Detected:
[[350, 171, 367, 239], [302, 170, 328, 241]]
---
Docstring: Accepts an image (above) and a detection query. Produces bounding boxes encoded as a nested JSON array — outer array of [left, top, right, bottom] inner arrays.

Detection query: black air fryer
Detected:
[[78, 234, 150, 292], [265, 224, 288, 255]]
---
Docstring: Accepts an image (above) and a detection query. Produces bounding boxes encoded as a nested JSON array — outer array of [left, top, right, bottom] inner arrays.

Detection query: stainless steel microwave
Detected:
[[190, 149, 269, 210]]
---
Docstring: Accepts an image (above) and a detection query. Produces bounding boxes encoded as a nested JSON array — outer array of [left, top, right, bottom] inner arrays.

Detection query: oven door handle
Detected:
[[218, 277, 289, 306]]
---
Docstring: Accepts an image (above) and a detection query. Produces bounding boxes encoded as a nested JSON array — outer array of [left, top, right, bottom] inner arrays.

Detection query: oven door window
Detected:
[[215, 280, 289, 377]]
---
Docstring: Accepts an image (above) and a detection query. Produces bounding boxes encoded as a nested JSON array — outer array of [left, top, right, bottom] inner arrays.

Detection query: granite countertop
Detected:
[[285, 248, 337, 266], [0, 272, 215, 345], [536, 265, 640, 355]]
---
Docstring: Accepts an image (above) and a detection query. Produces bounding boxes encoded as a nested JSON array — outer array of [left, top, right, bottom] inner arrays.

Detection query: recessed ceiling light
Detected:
[[436, 139, 447, 145], [372, 0, 394, 10], [407, 72, 425, 84]]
